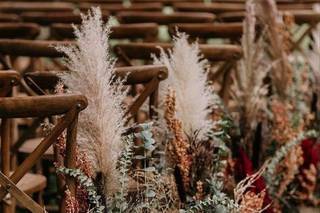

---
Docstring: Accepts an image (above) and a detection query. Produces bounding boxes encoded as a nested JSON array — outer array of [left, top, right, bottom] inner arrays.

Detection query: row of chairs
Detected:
[[1, 0, 320, 212]]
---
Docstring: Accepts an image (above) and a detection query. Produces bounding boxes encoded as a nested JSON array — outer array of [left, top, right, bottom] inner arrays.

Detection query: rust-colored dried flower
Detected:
[[239, 190, 266, 213], [65, 189, 79, 213], [277, 145, 304, 197], [165, 88, 192, 191], [295, 164, 320, 206]]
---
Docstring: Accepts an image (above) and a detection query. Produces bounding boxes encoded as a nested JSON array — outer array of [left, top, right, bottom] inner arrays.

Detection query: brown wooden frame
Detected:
[[0, 23, 40, 39], [113, 42, 242, 103], [0, 93, 87, 213], [79, 2, 163, 15], [117, 11, 215, 24], [173, 2, 245, 14], [169, 22, 243, 41], [24, 65, 168, 122], [0, 2, 74, 14], [51, 23, 159, 42], [20, 11, 110, 26]]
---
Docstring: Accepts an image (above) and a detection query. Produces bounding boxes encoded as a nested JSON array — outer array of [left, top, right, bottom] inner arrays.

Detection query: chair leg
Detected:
[[1, 119, 14, 213]]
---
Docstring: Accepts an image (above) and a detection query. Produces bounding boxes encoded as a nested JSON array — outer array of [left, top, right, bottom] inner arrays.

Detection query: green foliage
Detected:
[[56, 167, 105, 213]]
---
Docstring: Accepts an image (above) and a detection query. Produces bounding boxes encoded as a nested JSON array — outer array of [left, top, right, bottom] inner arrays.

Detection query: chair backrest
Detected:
[[114, 42, 242, 64], [51, 23, 159, 42], [0, 2, 74, 14], [131, 0, 203, 6], [0, 23, 40, 39], [0, 13, 20, 23], [0, 92, 87, 212], [24, 65, 168, 121], [79, 2, 163, 15], [173, 2, 245, 14], [20, 11, 110, 26], [117, 11, 215, 24], [218, 10, 320, 24], [169, 22, 243, 41]]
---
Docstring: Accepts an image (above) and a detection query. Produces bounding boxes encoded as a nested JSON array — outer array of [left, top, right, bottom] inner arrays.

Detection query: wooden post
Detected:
[[1, 119, 12, 213]]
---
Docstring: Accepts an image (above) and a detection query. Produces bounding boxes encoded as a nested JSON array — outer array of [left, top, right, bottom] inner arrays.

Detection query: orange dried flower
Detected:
[[165, 88, 192, 191], [295, 164, 320, 206], [239, 190, 266, 213], [277, 145, 304, 197]]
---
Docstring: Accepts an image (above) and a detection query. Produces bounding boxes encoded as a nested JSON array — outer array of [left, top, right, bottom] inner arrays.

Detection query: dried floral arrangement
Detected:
[[46, 1, 320, 212]]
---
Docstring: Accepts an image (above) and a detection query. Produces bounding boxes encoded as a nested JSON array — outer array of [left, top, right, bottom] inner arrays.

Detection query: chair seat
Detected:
[[9, 172, 47, 194], [19, 138, 54, 159]]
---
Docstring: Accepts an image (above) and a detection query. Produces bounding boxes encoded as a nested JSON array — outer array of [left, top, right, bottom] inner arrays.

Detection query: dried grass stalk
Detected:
[[55, 7, 127, 196]]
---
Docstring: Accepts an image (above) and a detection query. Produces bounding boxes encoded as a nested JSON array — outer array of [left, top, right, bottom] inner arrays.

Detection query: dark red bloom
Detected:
[[300, 138, 320, 170]]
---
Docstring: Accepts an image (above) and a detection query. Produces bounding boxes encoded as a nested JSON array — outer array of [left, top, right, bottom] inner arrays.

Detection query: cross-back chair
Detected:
[[20, 11, 110, 26], [0, 70, 47, 213], [173, 2, 245, 14], [114, 42, 242, 103], [0, 2, 74, 14], [131, 0, 203, 6], [0, 23, 40, 39], [218, 9, 320, 52], [24, 64, 168, 123], [0, 14, 20, 23], [168, 22, 243, 43], [0, 90, 87, 213], [51, 23, 159, 42], [117, 11, 215, 24], [79, 2, 163, 15]]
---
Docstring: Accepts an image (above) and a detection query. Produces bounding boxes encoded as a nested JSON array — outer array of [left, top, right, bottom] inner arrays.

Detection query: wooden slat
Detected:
[[0, 94, 87, 118], [117, 11, 215, 24], [114, 42, 242, 61], [0, 23, 40, 39], [0, 39, 72, 57], [24, 65, 168, 91], [0, 13, 20, 22], [173, 2, 245, 14], [169, 22, 243, 39], [21, 11, 110, 25], [131, 0, 203, 6], [79, 2, 163, 14], [0, 172, 44, 213], [0, 2, 74, 13], [218, 10, 320, 24], [51, 23, 158, 40]]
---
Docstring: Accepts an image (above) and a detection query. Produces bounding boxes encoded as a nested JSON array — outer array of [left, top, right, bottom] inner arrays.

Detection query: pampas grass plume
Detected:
[[55, 7, 127, 196]]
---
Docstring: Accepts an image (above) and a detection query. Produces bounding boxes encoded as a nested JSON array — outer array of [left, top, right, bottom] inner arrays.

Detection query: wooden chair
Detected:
[[131, 0, 203, 6], [168, 22, 243, 42], [24, 64, 168, 123], [218, 10, 320, 51], [0, 92, 87, 212], [0, 23, 40, 39], [173, 2, 245, 14], [51, 23, 159, 42], [117, 11, 215, 24], [79, 2, 163, 15], [20, 11, 110, 26], [114, 42, 242, 103], [0, 2, 74, 14], [0, 70, 47, 213], [0, 13, 20, 23], [114, 42, 242, 64]]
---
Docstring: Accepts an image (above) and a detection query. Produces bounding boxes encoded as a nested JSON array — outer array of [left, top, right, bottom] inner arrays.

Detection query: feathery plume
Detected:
[[232, 0, 269, 152], [257, 0, 293, 98], [154, 32, 214, 141], [55, 7, 127, 196]]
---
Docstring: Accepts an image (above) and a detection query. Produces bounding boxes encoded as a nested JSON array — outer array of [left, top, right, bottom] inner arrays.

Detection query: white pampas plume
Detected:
[[154, 32, 213, 141], [55, 7, 127, 195]]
